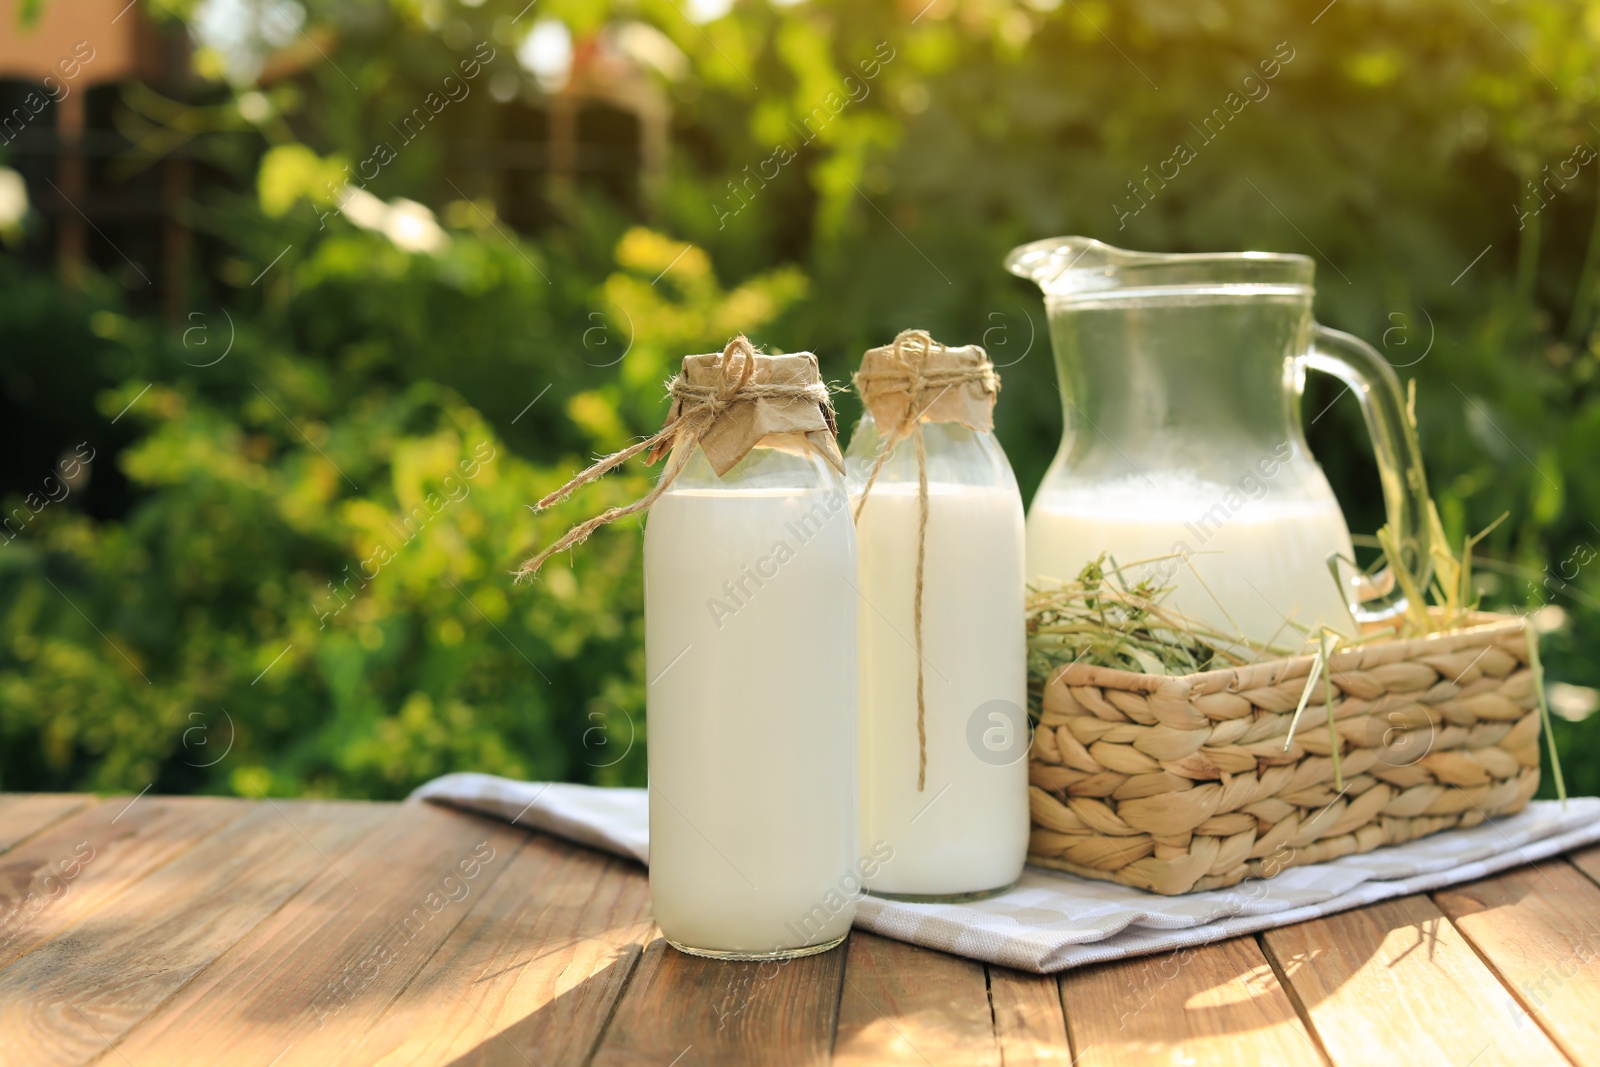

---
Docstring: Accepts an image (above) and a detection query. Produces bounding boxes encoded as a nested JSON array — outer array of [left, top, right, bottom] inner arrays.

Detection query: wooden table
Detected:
[[3, 793, 1600, 1066]]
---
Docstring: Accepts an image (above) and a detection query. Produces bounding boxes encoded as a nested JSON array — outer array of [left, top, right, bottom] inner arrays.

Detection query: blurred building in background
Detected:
[[0, 0, 665, 316], [482, 25, 670, 232], [0, 0, 190, 315]]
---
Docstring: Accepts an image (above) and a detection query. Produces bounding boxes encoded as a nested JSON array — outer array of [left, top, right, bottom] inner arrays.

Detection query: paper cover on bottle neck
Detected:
[[651, 349, 844, 476], [517, 336, 842, 579], [854, 331, 999, 436]]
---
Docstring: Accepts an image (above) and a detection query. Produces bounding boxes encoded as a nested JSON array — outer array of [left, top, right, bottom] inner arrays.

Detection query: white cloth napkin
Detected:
[[412, 772, 1600, 973]]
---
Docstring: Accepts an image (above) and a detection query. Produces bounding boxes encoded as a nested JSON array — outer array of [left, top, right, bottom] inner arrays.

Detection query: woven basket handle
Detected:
[[1304, 324, 1434, 626]]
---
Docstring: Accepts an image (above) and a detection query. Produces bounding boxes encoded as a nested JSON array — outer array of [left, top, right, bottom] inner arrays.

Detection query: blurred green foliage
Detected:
[[3, 0, 1599, 797]]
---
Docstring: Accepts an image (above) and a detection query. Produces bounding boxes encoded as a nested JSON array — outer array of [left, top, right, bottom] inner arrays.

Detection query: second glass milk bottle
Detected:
[[847, 330, 1029, 900]]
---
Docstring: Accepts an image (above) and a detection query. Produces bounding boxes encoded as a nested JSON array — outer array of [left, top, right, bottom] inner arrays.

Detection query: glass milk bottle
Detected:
[[644, 351, 861, 959], [846, 334, 1029, 900]]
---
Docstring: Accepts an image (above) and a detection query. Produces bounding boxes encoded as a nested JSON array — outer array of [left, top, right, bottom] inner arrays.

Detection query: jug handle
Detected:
[[1304, 325, 1433, 628]]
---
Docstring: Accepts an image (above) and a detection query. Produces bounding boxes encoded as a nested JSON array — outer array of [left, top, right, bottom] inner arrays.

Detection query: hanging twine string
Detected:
[[852, 329, 1000, 791], [516, 335, 831, 580]]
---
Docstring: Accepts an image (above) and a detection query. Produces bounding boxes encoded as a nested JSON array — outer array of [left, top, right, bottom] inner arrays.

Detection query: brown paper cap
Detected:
[[656, 349, 843, 477], [855, 338, 998, 435]]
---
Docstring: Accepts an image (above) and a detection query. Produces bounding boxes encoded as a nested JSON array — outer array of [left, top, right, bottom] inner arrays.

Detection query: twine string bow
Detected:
[[517, 335, 828, 579], [852, 329, 999, 791]]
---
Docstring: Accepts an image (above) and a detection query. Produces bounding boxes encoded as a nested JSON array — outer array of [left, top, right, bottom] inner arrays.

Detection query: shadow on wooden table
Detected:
[[1049, 875, 1547, 1066], [441, 872, 1540, 1066], [438, 952, 644, 1067]]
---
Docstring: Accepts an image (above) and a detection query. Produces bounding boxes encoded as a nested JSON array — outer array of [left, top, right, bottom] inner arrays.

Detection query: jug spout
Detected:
[[1004, 236, 1313, 299], [1005, 237, 1161, 293]]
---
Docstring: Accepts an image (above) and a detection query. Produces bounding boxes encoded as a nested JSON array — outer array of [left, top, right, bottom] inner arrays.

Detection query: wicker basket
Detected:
[[1028, 614, 1543, 894]]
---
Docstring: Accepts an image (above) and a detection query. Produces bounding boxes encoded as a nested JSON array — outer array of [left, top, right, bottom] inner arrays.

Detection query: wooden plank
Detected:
[[1261, 894, 1566, 1067], [988, 967, 1071, 1067], [0, 795, 93, 854], [338, 834, 652, 1067], [1434, 861, 1600, 1065], [0, 795, 247, 970], [103, 800, 527, 1067], [590, 932, 847, 1067], [834, 932, 998, 1067], [0, 800, 390, 1067], [1567, 844, 1600, 889], [1062, 937, 1322, 1067]]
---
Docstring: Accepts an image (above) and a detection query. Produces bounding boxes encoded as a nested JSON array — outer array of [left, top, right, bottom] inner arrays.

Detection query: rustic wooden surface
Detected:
[[1, 794, 1599, 1066]]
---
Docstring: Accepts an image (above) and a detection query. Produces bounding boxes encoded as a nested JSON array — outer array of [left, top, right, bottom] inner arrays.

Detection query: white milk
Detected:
[[1027, 481, 1356, 646], [853, 482, 1029, 898], [644, 484, 862, 956]]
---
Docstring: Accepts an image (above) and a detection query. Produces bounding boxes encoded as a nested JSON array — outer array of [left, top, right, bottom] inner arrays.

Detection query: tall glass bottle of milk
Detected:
[[846, 332, 1029, 901], [520, 340, 862, 961], [644, 349, 861, 960]]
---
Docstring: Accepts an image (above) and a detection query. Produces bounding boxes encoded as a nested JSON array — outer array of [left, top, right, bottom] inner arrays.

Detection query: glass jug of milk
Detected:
[[645, 434, 860, 959], [846, 414, 1029, 901], [1005, 237, 1432, 646]]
